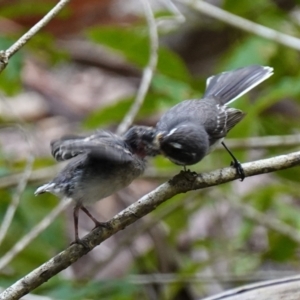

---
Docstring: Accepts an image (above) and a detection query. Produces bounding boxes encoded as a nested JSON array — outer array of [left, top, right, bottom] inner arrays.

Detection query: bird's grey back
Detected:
[[157, 99, 219, 132]]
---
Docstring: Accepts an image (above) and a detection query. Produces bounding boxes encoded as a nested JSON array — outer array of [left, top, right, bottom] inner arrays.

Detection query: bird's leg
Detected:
[[70, 205, 89, 249], [181, 165, 198, 180], [80, 206, 110, 229], [221, 142, 245, 181], [73, 205, 80, 242]]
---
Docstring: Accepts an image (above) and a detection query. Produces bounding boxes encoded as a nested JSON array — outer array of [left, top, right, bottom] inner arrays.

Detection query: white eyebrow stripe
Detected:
[[166, 128, 178, 137]]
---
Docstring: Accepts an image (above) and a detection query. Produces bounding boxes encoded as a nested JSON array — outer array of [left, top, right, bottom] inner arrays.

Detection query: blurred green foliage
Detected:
[[88, 26, 191, 82], [1, 0, 300, 299], [38, 279, 141, 300]]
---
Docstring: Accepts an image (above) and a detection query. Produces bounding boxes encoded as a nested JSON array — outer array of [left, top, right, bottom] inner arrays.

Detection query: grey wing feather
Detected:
[[225, 108, 246, 133], [51, 130, 133, 163], [205, 106, 245, 140]]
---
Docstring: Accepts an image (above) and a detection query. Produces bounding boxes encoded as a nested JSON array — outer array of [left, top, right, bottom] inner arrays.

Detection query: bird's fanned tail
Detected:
[[204, 65, 273, 105]]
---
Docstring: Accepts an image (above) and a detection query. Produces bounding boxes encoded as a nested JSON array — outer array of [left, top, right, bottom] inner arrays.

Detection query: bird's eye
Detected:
[[148, 131, 155, 138], [141, 130, 155, 142]]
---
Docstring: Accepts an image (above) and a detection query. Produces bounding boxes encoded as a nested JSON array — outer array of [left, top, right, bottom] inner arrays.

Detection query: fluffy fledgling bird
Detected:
[[143, 65, 274, 180], [35, 126, 154, 245]]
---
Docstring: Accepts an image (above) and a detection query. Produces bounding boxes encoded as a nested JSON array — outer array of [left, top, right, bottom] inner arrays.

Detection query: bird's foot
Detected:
[[180, 169, 198, 181], [70, 238, 90, 250], [230, 160, 245, 181], [93, 221, 112, 231], [169, 168, 198, 186]]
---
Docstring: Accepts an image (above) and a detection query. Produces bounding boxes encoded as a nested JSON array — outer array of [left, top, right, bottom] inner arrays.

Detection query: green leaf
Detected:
[[157, 47, 191, 82], [232, 254, 261, 275], [84, 98, 133, 129], [221, 37, 277, 69], [83, 92, 174, 129], [88, 26, 148, 65], [87, 26, 190, 82], [0, 1, 70, 19], [152, 73, 195, 105], [0, 2, 54, 18], [42, 279, 140, 300], [265, 233, 297, 262], [224, 0, 274, 16], [247, 76, 300, 117], [0, 37, 23, 95]]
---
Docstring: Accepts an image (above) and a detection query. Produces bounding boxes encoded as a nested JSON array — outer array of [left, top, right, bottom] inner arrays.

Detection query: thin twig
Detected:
[[156, 0, 186, 28], [0, 154, 35, 246], [116, 0, 158, 135], [0, 97, 36, 246], [0, 166, 61, 190], [0, 198, 72, 271], [0, 0, 71, 73], [224, 134, 300, 150], [177, 0, 300, 51], [1, 150, 300, 299]]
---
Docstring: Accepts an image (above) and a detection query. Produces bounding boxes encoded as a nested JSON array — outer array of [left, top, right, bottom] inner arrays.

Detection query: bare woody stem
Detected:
[[178, 0, 300, 51], [0, 0, 71, 73]]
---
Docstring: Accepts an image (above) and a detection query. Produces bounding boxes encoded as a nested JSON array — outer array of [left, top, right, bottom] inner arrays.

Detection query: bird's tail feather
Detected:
[[203, 65, 273, 105]]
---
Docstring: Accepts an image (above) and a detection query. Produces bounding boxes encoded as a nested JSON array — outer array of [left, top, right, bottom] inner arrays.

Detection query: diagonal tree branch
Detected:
[[1, 150, 300, 300], [178, 0, 300, 51], [0, 0, 71, 73], [0, 154, 34, 246]]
